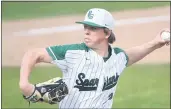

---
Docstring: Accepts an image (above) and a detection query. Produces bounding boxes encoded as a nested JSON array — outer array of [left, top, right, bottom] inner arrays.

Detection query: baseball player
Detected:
[[19, 8, 170, 108]]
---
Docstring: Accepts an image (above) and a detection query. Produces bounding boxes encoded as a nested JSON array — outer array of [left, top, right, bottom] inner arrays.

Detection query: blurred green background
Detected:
[[2, 1, 170, 20], [2, 1, 170, 108]]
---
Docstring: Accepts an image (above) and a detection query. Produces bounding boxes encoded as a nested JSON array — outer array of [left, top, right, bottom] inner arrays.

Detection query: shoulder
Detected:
[[65, 43, 89, 51], [113, 47, 129, 66], [113, 47, 125, 54], [48, 43, 88, 51], [46, 43, 89, 60]]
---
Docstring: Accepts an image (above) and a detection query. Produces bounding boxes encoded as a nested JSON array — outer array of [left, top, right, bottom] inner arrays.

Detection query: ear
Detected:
[[105, 30, 112, 39]]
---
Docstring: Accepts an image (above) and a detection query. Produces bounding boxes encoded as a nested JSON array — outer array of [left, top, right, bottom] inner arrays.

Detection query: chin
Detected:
[[84, 42, 93, 48]]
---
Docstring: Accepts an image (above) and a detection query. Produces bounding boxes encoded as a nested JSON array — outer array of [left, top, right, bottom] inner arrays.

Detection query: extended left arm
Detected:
[[125, 28, 170, 66]]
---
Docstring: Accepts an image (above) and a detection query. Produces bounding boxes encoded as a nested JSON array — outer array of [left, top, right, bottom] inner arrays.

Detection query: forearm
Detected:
[[126, 40, 159, 66], [19, 48, 52, 96], [19, 50, 40, 96], [20, 48, 52, 85], [20, 50, 38, 83]]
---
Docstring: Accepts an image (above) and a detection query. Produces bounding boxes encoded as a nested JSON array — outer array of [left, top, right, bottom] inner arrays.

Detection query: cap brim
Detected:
[[75, 21, 104, 28]]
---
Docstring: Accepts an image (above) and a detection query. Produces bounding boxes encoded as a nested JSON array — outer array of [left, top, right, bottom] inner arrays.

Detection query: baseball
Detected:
[[161, 31, 170, 41]]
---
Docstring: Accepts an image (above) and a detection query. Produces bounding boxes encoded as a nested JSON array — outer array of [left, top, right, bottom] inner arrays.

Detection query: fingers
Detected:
[[166, 42, 170, 46], [161, 28, 170, 32]]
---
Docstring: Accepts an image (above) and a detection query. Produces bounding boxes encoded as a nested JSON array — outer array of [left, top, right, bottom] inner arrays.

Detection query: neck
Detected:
[[92, 42, 109, 57]]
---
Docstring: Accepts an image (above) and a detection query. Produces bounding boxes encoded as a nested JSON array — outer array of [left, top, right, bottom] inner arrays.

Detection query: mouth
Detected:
[[84, 38, 90, 42]]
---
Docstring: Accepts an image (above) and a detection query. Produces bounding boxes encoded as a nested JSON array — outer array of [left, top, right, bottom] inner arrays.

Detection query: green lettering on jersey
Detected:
[[113, 47, 129, 66], [46, 43, 89, 60]]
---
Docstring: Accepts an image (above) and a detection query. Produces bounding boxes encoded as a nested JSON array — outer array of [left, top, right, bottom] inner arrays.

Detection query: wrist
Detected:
[[19, 78, 30, 89], [148, 40, 161, 49], [19, 82, 35, 97]]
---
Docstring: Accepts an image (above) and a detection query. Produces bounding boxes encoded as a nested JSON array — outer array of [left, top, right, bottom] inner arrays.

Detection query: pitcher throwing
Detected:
[[19, 8, 170, 108]]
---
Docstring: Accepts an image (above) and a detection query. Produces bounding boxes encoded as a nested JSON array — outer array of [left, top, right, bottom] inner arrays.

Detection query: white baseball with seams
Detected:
[[161, 31, 170, 41]]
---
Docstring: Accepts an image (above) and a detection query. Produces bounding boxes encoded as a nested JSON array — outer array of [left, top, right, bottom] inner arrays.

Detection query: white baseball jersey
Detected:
[[46, 43, 128, 108]]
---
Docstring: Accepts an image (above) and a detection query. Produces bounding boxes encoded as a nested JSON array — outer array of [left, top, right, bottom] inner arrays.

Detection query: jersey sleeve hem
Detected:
[[113, 47, 129, 67], [46, 47, 57, 60], [123, 51, 129, 66]]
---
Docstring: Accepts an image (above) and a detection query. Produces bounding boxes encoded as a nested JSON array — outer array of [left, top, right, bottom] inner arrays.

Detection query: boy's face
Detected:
[[83, 24, 108, 48]]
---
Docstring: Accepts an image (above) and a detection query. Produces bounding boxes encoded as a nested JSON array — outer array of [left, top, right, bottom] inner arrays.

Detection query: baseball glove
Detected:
[[23, 77, 68, 105]]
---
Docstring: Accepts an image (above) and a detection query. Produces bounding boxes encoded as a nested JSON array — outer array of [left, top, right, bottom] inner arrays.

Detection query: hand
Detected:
[[152, 28, 170, 48], [19, 81, 35, 97]]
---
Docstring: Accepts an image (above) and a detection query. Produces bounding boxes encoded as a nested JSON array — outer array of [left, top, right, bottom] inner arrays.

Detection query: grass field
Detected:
[[2, 1, 170, 20], [2, 64, 170, 108]]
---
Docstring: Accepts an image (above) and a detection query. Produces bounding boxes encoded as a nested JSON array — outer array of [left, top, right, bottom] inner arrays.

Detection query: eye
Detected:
[[84, 25, 87, 29], [90, 27, 97, 31]]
